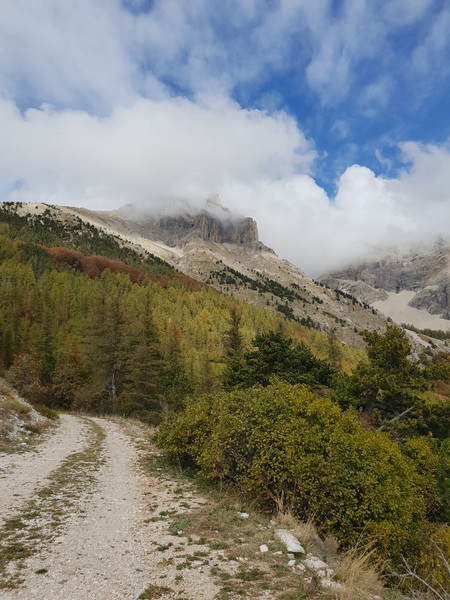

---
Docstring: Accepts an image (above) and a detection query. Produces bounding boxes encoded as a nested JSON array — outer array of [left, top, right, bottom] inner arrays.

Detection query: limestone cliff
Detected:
[[148, 212, 262, 247], [320, 242, 450, 321]]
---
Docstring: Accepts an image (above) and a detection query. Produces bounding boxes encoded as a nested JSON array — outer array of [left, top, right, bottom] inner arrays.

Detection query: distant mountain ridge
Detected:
[[319, 241, 450, 329]]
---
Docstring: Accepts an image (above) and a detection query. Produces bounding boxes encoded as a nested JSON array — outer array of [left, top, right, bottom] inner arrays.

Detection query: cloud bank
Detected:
[[1, 96, 450, 276], [1, 0, 450, 276]]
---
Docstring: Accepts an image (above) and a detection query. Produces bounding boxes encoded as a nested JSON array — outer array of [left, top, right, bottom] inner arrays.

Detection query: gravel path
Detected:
[[2, 418, 152, 599], [0, 416, 220, 600], [0, 414, 90, 527]]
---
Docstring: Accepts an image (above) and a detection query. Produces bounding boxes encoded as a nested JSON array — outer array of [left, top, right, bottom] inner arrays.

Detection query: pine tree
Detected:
[[84, 286, 129, 413], [120, 289, 163, 421]]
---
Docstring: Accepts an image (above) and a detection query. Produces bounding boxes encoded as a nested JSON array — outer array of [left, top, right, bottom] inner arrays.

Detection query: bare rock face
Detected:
[[137, 210, 265, 249], [409, 282, 450, 317], [320, 242, 450, 320], [320, 277, 388, 304], [160, 212, 259, 245]]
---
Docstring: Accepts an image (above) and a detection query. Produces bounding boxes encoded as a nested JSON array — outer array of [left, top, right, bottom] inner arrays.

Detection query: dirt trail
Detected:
[[0, 415, 90, 527], [0, 416, 220, 600]]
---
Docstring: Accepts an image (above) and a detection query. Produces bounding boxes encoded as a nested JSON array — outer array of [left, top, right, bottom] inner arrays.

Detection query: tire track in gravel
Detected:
[[0, 417, 223, 600], [0, 418, 156, 599], [0, 415, 91, 527]]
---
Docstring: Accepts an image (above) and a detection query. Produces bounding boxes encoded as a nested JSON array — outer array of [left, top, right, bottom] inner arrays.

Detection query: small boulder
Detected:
[[274, 530, 305, 554]]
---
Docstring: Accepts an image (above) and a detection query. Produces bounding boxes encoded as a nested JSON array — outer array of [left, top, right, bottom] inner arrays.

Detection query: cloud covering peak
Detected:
[[1, 0, 450, 276]]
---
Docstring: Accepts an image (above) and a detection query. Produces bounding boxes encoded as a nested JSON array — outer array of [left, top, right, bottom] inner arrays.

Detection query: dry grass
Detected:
[[334, 546, 385, 600], [275, 512, 386, 600]]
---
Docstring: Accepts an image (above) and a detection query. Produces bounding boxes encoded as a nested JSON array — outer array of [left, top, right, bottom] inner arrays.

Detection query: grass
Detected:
[[138, 583, 173, 599], [334, 546, 385, 600]]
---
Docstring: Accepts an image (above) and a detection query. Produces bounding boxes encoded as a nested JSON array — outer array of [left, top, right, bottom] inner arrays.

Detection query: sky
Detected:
[[1, 0, 450, 276]]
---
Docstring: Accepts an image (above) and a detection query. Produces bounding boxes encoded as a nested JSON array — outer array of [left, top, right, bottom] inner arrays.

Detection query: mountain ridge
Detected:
[[8, 201, 392, 349], [319, 241, 450, 331]]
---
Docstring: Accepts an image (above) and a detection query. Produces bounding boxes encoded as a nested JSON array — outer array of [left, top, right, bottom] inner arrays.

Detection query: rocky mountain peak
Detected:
[[155, 211, 260, 247]]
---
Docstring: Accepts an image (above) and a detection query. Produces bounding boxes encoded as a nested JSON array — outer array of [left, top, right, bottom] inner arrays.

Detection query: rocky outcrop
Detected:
[[154, 212, 261, 247], [320, 242, 450, 320], [320, 277, 388, 304], [409, 282, 450, 317]]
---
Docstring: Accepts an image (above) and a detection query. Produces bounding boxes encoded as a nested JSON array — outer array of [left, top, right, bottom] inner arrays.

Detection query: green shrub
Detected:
[[158, 380, 428, 566], [32, 404, 59, 420]]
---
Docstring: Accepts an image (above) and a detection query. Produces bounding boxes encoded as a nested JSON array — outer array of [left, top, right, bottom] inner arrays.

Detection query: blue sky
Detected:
[[1, 0, 450, 275]]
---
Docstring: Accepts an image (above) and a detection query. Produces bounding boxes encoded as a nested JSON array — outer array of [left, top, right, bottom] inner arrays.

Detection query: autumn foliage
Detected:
[[44, 246, 153, 282]]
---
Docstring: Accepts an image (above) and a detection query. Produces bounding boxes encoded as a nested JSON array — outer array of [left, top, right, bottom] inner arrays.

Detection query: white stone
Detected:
[[321, 578, 343, 591], [259, 544, 269, 553], [238, 512, 249, 519], [274, 530, 305, 554], [296, 563, 305, 571], [303, 557, 329, 571], [288, 560, 296, 567]]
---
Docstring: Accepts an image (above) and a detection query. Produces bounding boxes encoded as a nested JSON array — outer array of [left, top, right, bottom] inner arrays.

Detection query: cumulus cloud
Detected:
[[221, 156, 450, 277], [0, 95, 315, 211], [1, 0, 450, 279]]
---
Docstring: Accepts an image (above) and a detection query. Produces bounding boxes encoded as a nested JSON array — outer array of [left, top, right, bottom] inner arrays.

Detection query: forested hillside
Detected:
[[0, 204, 357, 421], [1, 202, 449, 596]]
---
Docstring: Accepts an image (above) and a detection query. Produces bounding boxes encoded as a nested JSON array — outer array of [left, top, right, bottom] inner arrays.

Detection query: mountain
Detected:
[[9, 201, 390, 349], [319, 240, 450, 336]]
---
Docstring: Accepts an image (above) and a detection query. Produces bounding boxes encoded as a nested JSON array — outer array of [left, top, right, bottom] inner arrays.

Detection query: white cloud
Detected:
[[0, 0, 139, 113], [0, 95, 315, 212], [1, 93, 450, 276], [221, 153, 450, 276]]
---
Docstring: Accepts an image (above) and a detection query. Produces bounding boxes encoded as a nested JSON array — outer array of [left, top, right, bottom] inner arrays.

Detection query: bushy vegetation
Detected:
[[158, 379, 449, 584]]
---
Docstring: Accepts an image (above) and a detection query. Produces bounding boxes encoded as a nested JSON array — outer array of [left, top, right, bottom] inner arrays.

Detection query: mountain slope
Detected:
[[319, 241, 450, 333], [9, 201, 389, 348]]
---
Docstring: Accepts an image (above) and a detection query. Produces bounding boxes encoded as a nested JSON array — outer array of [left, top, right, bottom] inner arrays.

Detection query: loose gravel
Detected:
[[0, 415, 90, 527], [0, 416, 221, 600]]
